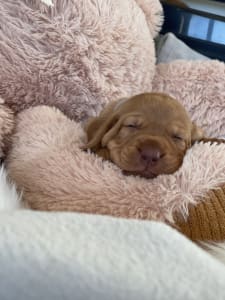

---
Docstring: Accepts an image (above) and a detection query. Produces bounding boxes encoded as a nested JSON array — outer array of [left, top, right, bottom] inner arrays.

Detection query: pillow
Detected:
[[155, 33, 209, 64], [6, 105, 225, 226], [0, 0, 162, 122]]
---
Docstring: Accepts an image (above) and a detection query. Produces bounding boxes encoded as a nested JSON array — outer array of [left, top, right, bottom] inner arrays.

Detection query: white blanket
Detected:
[[1, 165, 225, 299], [0, 210, 225, 300]]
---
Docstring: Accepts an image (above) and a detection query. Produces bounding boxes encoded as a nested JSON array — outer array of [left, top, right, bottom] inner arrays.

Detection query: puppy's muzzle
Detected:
[[138, 144, 164, 166], [128, 137, 167, 178]]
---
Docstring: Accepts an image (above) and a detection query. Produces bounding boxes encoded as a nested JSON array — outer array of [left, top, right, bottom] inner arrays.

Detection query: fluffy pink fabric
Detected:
[[153, 60, 225, 138], [135, 0, 164, 37], [0, 100, 14, 159], [6, 105, 225, 222], [0, 0, 161, 121]]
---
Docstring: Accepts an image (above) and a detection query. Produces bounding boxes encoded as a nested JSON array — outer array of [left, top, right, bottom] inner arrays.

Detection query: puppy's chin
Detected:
[[121, 155, 184, 179], [112, 151, 183, 179], [122, 170, 157, 179]]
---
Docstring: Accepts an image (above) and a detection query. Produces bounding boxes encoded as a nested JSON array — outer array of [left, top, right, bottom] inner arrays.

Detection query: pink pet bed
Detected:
[[1, 0, 225, 240], [6, 94, 225, 224]]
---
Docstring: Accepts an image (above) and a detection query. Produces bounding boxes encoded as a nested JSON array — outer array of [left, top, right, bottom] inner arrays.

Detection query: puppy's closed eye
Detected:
[[124, 123, 140, 130], [123, 115, 143, 131], [124, 124, 138, 128], [119, 122, 140, 139], [172, 134, 184, 141]]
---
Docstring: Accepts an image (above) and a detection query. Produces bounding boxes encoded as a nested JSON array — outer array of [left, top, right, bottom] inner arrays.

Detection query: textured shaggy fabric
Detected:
[[0, 0, 162, 122], [0, 100, 14, 159], [152, 60, 225, 138], [6, 105, 225, 223], [1, 213, 225, 300], [176, 186, 225, 241], [0, 102, 21, 210], [135, 0, 163, 37]]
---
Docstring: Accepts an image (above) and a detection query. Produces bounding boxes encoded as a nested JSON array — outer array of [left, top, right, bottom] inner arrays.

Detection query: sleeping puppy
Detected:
[[85, 93, 204, 178]]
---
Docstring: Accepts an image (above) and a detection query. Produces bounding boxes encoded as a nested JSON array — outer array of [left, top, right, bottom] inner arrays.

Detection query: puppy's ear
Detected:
[[191, 122, 204, 144], [84, 102, 115, 149], [85, 100, 125, 151], [85, 114, 119, 151]]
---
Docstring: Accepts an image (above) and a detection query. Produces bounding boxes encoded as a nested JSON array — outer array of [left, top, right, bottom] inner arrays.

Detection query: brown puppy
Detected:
[[85, 93, 204, 178]]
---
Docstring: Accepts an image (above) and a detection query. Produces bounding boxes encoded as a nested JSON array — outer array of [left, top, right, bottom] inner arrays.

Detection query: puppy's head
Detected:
[[85, 93, 203, 178]]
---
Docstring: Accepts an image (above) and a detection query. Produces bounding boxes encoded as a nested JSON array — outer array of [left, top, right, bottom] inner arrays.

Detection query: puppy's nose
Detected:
[[139, 146, 162, 165]]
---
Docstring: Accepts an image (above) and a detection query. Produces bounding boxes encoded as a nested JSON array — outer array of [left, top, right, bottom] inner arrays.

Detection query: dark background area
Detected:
[[161, 1, 225, 61]]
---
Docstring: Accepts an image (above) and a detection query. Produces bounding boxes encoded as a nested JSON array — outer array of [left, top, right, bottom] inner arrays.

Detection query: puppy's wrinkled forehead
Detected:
[[114, 93, 190, 124]]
